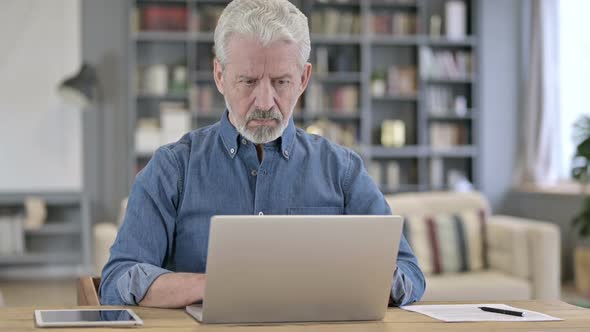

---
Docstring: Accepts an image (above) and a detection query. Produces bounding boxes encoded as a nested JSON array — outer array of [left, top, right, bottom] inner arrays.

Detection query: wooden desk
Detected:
[[1, 300, 588, 332]]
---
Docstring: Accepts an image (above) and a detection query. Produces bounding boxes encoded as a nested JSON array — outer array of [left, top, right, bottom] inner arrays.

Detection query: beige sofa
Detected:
[[94, 192, 561, 302], [385, 191, 561, 301]]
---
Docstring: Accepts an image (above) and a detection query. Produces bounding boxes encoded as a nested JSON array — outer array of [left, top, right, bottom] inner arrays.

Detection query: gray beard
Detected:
[[226, 101, 288, 144], [238, 122, 285, 144]]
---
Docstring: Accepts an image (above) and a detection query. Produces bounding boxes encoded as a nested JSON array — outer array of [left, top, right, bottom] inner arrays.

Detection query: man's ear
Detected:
[[299, 63, 312, 94], [213, 58, 225, 95]]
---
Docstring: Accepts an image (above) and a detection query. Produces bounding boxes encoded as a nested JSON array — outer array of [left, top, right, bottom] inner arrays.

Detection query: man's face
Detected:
[[213, 36, 311, 144]]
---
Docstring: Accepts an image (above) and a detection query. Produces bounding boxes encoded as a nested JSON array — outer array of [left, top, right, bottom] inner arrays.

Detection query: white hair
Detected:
[[214, 0, 310, 69]]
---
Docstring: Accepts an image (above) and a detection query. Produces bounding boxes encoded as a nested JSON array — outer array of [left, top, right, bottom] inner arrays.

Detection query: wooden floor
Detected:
[[0, 279, 77, 307], [0, 279, 588, 308]]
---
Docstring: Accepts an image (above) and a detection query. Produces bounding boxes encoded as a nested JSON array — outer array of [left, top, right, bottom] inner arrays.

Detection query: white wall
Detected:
[[0, 0, 82, 191], [478, 0, 520, 211]]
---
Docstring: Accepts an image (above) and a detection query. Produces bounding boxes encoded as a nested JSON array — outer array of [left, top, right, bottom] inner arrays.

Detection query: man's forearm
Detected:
[[139, 272, 206, 308]]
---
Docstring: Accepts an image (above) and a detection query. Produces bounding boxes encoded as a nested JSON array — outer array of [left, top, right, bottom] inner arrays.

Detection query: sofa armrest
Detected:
[[93, 222, 118, 276], [487, 215, 561, 299]]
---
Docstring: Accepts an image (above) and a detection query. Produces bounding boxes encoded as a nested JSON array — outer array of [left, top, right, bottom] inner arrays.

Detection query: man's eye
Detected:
[[277, 80, 289, 85], [243, 79, 256, 86]]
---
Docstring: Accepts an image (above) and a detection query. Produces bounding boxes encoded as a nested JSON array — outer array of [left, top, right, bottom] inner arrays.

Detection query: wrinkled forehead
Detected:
[[224, 35, 301, 76]]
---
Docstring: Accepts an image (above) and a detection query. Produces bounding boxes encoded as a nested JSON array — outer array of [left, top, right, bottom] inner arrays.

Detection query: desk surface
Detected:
[[1, 300, 588, 332]]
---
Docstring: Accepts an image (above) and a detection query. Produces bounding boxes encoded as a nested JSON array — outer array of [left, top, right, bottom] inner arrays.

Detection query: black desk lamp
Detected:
[[58, 63, 99, 109]]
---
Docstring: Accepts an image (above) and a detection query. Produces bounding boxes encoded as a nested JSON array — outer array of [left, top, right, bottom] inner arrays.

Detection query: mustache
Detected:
[[247, 108, 283, 122]]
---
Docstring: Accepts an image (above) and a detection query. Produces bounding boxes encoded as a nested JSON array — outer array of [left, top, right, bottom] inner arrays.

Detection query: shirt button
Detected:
[[251, 170, 257, 176], [230, 148, 235, 154], [258, 211, 264, 216], [242, 138, 248, 145], [283, 150, 289, 158]]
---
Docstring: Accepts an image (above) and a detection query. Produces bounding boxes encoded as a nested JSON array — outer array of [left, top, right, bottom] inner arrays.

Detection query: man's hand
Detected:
[[139, 273, 206, 308]]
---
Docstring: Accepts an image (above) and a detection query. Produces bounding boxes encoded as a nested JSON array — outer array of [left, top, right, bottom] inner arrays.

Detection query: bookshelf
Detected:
[[0, 192, 92, 278], [127, 0, 479, 193]]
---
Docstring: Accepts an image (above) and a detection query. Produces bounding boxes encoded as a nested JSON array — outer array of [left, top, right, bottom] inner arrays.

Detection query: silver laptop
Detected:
[[186, 215, 403, 324]]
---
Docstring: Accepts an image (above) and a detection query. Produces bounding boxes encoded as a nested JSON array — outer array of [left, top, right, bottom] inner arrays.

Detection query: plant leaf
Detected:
[[577, 137, 590, 158]]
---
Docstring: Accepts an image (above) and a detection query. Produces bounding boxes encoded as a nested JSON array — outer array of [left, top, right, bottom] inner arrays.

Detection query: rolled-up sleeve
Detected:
[[99, 146, 183, 305], [343, 150, 426, 306]]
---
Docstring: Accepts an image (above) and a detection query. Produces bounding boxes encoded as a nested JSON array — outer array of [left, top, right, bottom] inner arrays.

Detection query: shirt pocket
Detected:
[[287, 206, 344, 215]]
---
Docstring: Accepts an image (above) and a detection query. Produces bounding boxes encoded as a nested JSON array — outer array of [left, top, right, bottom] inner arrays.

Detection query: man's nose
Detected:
[[253, 79, 275, 111]]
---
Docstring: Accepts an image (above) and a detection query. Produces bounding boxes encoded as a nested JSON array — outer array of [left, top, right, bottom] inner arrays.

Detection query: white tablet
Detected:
[[34, 309, 143, 327]]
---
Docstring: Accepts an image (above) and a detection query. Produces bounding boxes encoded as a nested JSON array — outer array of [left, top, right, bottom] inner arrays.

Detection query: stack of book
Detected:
[[135, 102, 191, 155], [420, 48, 474, 79], [306, 84, 359, 115], [371, 13, 417, 35], [332, 85, 359, 114], [429, 123, 468, 148], [387, 66, 417, 96], [430, 157, 444, 188], [426, 86, 453, 115], [193, 6, 224, 32], [191, 85, 215, 114], [305, 120, 358, 148], [314, 46, 360, 73], [137, 64, 188, 96], [371, 65, 417, 97], [311, 10, 361, 35], [427, 86, 469, 116], [160, 102, 191, 144], [137, 5, 188, 31], [0, 209, 24, 256]]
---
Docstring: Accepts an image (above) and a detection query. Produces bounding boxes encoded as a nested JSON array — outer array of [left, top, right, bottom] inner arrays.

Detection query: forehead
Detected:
[[224, 35, 300, 75]]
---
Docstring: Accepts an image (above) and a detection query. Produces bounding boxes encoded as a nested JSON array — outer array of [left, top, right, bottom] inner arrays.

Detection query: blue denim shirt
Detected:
[[100, 111, 425, 306]]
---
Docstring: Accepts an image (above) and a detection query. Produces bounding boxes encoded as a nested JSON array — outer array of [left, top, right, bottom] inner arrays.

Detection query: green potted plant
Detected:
[[571, 115, 590, 296]]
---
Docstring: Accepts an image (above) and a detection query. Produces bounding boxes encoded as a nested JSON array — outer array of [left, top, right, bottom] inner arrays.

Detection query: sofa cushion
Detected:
[[385, 192, 490, 216], [403, 209, 487, 275], [423, 270, 532, 301]]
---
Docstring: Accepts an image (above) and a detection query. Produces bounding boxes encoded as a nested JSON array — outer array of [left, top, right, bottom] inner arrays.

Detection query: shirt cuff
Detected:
[[390, 267, 414, 306], [116, 263, 172, 305]]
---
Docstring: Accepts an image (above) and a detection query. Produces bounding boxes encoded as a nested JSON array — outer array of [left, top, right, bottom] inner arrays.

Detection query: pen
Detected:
[[478, 306, 524, 317]]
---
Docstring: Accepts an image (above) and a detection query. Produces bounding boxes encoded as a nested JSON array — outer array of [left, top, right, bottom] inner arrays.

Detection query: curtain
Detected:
[[515, 0, 561, 186]]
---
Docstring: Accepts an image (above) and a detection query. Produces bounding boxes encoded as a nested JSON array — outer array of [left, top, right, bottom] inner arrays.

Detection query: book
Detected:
[[135, 118, 161, 155], [429, 123, 468, 147], [387, 66, 417, 97], [305, 120, 358, 148], [305, 83, 324, 114], [381, 120, 405, 147], [430, 157, 444, 189], [198, 6, 224, 32], [368, 162, 382, 186], [420, 48, 474, 80], [140, 5, 187, 31], [311, 10, 360, 35], [161, 102, 190, 144], [315, 47, 329, 75], [311, 12, 324, 34], [386, 162, 401, 190], [332, 85, 359, 114], [371, 13, 417, 35], [427, 86, 453, 115], [324, 9, 340, 35], [192, 85, 214, 114], [0, 209, 24, 255], [0, 215, 11, 255], [11, 215, 24, 255]]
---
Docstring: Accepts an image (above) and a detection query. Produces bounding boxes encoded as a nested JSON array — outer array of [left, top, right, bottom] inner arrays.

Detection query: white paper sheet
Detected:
[[400, 303, 563, 322]]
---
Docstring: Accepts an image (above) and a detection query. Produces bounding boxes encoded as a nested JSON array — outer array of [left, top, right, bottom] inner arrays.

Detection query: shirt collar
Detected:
[[219, 110, 240, 158], [219, 109, 296, 161]]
